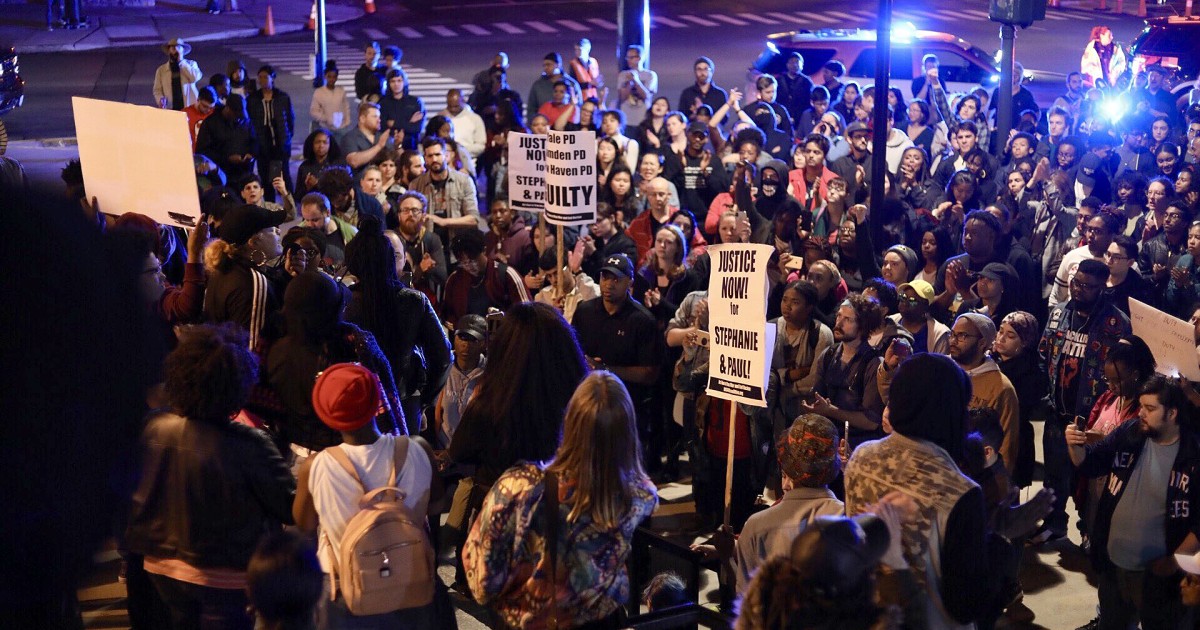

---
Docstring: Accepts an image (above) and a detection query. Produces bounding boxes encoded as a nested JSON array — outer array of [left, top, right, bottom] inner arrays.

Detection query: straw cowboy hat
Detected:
[[162, 38, 192, 55]]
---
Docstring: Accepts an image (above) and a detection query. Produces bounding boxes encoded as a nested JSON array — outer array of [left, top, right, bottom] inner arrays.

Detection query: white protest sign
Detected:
[[1129, 298, 1200, 380], [507, 132, 545, 213], [72, 96, 201, 228], [706, 243, 775, 407], [544, 130, 596, 226]]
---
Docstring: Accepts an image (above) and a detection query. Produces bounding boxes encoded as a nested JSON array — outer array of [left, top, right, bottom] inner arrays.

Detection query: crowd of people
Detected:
[[10, 22, 1200, 630]]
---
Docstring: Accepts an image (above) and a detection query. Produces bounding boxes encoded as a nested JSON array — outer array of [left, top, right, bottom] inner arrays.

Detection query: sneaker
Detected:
[[1075, 617, 1099, 630], [1026, 524, 1067, 546]]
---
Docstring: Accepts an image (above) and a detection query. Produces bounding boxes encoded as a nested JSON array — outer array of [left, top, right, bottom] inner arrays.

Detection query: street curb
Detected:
[[39, 137, 79, 147], [16, 23, 309, 53]]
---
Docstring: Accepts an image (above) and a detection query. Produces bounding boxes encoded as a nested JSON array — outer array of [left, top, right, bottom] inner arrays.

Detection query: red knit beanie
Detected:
[[311, 363, 383, 432]]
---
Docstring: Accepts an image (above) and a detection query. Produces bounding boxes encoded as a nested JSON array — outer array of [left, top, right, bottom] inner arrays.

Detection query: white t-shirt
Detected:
[[309, 434, 433, 571]]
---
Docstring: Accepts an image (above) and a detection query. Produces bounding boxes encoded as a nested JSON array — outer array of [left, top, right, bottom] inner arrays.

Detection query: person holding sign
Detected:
[[801, 293, 886, 453]]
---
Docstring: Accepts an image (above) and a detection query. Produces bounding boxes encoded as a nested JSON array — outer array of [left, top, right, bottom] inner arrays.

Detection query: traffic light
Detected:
[[989, 0, 1047, 26]]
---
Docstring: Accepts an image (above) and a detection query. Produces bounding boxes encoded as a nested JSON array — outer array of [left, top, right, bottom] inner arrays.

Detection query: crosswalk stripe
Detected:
[[525, 20, 558, 33], [397, 26, 423, 38], [963, 9, 990, 18], [825, 10, 854, 20], [555, 19, 590, 31], [332, 30, 352, 41], [794, 11, 828, 22], [736, 12, 777, 24], [587, 18, 618, 30], [365, 27, 388, 39], [495, 21, 525, 34], [679, 14, 720, 26], [767, 11, 803, 23], [651, 15, 688, 27], [710, 14, 749, 26], [1044, 12, 1068, 20], [429, 25, 457, 36], [461, 24, 490, 36]]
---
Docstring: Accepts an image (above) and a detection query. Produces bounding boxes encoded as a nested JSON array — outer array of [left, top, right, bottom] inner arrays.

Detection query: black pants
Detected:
[[1043, 414, 1078, 536], [147, 574, 252, 630]]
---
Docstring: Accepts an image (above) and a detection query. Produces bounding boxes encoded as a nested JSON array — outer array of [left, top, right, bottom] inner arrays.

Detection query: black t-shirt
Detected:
[[572, 296, 663, 399]]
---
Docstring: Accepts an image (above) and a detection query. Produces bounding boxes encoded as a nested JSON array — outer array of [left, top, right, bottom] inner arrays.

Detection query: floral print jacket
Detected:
[[463, 463, 657, 629]]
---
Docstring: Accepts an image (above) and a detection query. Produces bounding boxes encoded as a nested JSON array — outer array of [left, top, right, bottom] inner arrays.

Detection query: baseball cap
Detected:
[[1076, 153, 1104, 188], [686, 120, 709, 136], [455, 314, 488, 341], [311, 363, 384, 433], [221, 204, 283, 246], [845, 121, 871, 137], [978, 262, 1017, 285], [600, 253, 634, 279], [897, 279, 935, 304], [778, 414, 839, 487], [790, 514, 890, 596]]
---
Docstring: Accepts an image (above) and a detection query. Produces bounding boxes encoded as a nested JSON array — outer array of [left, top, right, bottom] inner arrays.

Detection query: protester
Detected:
[[293, 362, 443, 627], [125, 324, 295, 630]]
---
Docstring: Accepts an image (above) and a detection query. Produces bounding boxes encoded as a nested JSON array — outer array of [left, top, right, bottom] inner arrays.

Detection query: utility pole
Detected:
[[869, 0, 891, 248], [313, 0, 327, 89], [616, 0, 649, 73]]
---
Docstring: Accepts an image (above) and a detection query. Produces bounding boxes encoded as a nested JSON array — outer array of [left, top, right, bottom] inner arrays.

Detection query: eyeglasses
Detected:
[[1083, 225, 1105, 235], [949, 331, 981, 342], [899, 295, 923, 306], [1070, 277, 1101, 291], [1104, 251, 1130, 262], [288, 247, 321, 259]]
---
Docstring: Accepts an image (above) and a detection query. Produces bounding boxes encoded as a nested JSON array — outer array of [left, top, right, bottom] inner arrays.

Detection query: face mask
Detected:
[[761, 183, 778, 197]]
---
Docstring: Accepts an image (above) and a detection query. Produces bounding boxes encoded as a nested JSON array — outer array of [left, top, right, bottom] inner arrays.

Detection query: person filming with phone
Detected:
[[1035, 258, 1131, 546]]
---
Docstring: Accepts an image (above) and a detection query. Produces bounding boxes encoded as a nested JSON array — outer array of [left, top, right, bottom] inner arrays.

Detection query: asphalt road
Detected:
[[5, 0, 1148, 165]]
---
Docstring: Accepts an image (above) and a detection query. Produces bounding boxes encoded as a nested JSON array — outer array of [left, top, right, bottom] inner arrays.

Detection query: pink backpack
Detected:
[[324, 438, 435, 615]]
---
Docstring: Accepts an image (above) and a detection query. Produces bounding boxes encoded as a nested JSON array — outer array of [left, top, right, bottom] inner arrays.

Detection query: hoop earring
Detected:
[[249, 248, 267, 266]]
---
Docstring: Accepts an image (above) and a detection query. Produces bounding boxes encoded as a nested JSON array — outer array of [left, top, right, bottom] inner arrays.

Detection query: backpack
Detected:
[[324, 437, 436, 615]]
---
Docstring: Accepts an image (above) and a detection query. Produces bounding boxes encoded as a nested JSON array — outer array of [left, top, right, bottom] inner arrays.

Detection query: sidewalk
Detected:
[[0, 0, 363, 53]]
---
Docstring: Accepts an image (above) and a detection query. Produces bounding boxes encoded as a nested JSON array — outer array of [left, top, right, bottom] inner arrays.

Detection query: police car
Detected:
[[1130, 16, 1200, 100], [753, 25, 1001, 97]]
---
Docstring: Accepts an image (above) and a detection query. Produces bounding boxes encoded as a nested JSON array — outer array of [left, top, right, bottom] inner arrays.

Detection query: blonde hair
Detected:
[[547, 371, 647, 530], [204, 238, 237, 274]]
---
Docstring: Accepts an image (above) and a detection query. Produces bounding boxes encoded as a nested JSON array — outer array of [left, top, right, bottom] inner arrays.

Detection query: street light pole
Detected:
[[313, 0, 327, 89], [869, 0, 891, 247], [616, 0, 649, 73], [995, 23, 1015, 158]]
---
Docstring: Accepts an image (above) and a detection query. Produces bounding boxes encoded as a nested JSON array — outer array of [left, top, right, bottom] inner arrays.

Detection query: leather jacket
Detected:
[[125, 412, 295, 570]]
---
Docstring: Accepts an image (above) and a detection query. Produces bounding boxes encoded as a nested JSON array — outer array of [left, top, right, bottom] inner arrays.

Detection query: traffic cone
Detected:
[[306, 2, 316, 29], [261, 4, 276, 36], [363, 0, 375, 14]]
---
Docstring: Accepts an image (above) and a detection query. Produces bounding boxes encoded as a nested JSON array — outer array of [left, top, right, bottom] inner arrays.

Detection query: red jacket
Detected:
[[439, 259, 531, 324], [788, 165, 840, 212], [628, 207, 708, 267]]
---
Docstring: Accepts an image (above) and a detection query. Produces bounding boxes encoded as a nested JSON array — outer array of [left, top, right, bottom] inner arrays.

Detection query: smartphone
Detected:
[[696, 330, 710, 347], [737, 210, 748, 222], [486, 309, 505, 336], [268, 160, 283, 183], [784, 257, 805, 271], [1074, 415, 1087, 431]]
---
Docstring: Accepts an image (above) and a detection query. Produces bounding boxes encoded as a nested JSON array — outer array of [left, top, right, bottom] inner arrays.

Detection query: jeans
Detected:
[[1042, 414, 1077, 535], [1096, 565, 1189, 630], [147, 574, 252, 630]]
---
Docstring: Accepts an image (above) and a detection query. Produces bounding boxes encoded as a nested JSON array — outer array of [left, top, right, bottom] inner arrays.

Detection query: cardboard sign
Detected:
[[507, 132, 546, 213], [1129, 298, 1200, 380], [72, 96, 201, 228], [706, 243, 775, 407], [544, 130, 596, 226]]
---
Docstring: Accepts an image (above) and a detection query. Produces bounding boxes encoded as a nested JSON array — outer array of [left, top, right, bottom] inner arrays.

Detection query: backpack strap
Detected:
[[357, 437, 411, 508], [543, 470, 560, 630], [326, 446, 366, 491]]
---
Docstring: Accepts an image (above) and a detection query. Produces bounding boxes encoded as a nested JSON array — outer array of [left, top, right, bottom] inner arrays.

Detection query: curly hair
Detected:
[[165, 324, 258, 424]]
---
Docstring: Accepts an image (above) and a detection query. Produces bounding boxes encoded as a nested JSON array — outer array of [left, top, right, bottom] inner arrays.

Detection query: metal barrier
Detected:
[[626, 603, 733, 629], [626, 526, 735, 619]]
